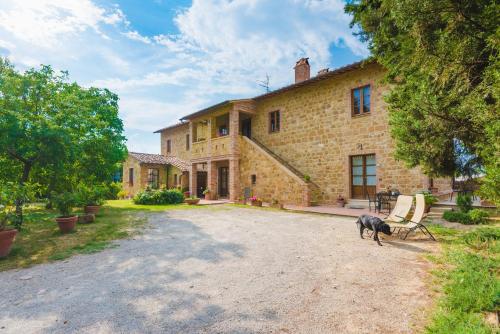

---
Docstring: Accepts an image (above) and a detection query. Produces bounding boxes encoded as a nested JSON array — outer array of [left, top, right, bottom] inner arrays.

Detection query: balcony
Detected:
[[191, 136, 232, 160]]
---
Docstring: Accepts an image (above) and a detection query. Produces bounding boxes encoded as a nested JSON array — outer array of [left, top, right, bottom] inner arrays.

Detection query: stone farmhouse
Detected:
[[123, 58, 451, 206]]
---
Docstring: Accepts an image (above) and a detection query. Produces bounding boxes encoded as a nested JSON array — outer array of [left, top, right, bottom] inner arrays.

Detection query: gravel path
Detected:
[[0, 206, 436, 333]]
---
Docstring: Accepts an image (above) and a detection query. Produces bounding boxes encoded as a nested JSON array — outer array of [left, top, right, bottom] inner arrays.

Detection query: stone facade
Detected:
[[126, 59, 451, 204], [239, 137, 310, 205], [250, 62, 437, 204], [161, 123, 190, 161], [122, 157, 167, 197]]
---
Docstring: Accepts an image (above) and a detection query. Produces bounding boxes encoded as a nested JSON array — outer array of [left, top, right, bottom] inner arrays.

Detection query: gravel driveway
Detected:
[[0, 206, 436, 334]]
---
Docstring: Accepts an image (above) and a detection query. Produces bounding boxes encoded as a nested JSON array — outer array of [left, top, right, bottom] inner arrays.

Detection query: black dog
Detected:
[[356, 214, 392, 246]]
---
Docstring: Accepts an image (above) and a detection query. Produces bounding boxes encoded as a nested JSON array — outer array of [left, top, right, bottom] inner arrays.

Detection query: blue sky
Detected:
[[0, 0, 368, 154]]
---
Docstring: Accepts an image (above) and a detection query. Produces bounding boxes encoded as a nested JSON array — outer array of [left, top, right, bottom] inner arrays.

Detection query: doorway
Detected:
[[242, 118, 251, 138], [218, 167, 229, 198], [351, 154, 376, 199], [196, 171, 207, 198]]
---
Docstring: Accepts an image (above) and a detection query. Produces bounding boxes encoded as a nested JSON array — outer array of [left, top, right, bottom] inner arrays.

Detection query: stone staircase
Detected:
[[427, 204, 453, 220], [346, 199, 370, 209], [249, 138, 322, 202]]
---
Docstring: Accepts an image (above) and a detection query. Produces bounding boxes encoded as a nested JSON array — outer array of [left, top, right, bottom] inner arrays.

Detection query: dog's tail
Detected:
[[355, 216, 362, 227]]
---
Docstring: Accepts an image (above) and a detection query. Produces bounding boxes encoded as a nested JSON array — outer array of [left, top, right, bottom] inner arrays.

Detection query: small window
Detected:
[[174, 174, 178, 186], [351, 85, 371, 116], [167, 139, 171, 153], [186, 134, 190, 150], [129, 168, 134, 186], [148, 168, 159, 189], [269, 110, 280, 133], [251, 174, 256, 185]]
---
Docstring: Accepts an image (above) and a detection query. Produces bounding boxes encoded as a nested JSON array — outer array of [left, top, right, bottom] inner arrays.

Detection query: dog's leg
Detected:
[[373, 229, 383, 246], [357, 219, 364, 239]]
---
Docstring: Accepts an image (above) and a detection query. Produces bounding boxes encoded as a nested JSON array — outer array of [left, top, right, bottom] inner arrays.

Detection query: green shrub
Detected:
[[442, 210, 471, 224], [52, 192, 76, 217], [419, 190, 438, 206], [76, 183, 106, 206], [468, 209, 490, 225], [133, 188, 184, 205], [456, 194, 473, 213], [463, 228, 500, 251], [117, 189, 128, 199], [104, 182, 123, 200]]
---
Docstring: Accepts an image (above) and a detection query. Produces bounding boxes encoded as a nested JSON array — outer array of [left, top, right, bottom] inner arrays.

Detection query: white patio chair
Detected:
[[389, 194, 436, 241]]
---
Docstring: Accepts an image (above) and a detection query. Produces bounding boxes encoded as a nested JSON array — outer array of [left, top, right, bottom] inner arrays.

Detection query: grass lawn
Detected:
[[425, 224, 499, 333], [0, 200, 192, 272]]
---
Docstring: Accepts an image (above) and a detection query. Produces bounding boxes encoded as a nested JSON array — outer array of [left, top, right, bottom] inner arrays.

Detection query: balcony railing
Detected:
[[191, 136, 231, 160]]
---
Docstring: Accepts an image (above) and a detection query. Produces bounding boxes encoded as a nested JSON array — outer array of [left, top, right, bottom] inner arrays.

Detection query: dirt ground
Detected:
[[0, 206, 437, 333]]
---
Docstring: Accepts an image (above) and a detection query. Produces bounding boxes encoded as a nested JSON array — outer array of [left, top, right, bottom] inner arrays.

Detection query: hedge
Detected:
[[133, 188, 184, 205]]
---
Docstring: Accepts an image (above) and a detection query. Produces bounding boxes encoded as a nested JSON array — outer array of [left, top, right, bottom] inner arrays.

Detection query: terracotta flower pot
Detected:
[[185, 198, 200, 205], [0, 229, 18, 258], [78, 213, 95, 224], [55, 216, 77, 233], [251, 200, 262, 207], [84, 205, 101, 215]]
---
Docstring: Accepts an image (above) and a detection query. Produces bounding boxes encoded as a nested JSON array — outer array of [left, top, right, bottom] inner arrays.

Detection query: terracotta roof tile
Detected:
[[128, 152, 189, 171]]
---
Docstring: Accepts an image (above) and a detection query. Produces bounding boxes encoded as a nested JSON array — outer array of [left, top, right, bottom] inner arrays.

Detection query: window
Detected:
[[351, 85, 371, 116], [167, 139, 171, 153], [148, 168, 159, 189], [186, 134, 190, 150], [251, 174, 256, 185], [269, 110, 280, 133], [129, 168, 134, 186], [174, 174, 178, 186]]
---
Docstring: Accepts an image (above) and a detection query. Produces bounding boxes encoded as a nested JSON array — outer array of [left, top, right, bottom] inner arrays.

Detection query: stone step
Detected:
[[346, 199, 370, 209]]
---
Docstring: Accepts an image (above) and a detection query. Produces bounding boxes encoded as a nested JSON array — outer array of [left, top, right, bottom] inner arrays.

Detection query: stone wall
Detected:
[[160, 123, 190, 161], [250, 63, 450, 204], [122, 156, 167, 196], [239, 136, 310, 206], [122, 156, 142, 196], [166, 166, 189, 191]]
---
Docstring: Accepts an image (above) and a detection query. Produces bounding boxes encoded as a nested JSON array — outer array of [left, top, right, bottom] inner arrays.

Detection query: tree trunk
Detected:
[[14, 162, 32, 229]]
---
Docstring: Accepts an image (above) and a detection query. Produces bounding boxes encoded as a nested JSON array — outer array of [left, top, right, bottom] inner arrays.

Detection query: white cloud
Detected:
[[123, 30, 152, 44], [0, 0, 126, 48], [0, 0, 368, 153]]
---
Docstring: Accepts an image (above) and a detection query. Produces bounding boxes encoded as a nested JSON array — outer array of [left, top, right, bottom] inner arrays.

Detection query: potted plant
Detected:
[[250, 196, 262, 207], [0, 182, 35, 257], [202, 188, 211, 200], [53, 192, 77, 233], [76, 183, 105, 215], [78, 213, 95, 224], [0, 186, 16, 258], [183, 190, 190, 198], [421, 191, 438, 213], [0, 208, 17, 258], [336, 195, 345, 207], [185, 196, 200, 205]]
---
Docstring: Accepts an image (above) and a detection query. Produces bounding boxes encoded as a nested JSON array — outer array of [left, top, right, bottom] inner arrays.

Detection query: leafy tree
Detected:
[[346, 0, 499, 204], [0, 58, 127, 226]]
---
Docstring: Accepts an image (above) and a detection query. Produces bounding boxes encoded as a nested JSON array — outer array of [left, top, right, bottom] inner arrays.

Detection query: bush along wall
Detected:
[[442, 194, 490, 225], [133, 188, 184, 205]]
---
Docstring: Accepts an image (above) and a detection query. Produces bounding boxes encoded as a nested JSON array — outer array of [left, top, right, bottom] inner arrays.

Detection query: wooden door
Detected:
[[218, 167, 229, 198], [242, 118, 251, 138], [196, 171, 207, 198], [351, 154, 376, 199]]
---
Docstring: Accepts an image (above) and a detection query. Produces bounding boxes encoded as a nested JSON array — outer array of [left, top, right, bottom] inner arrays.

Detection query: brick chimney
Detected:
[[294, 57, 310, 83]]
